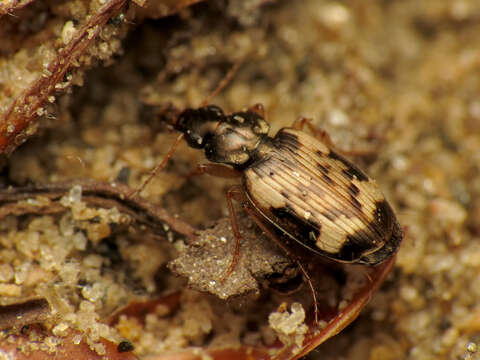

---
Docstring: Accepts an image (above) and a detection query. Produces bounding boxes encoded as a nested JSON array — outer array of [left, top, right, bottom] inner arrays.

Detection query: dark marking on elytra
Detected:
[[326, 150, 343, 162], [373, 200, 393, 230], [321, 211, 335, 222], [279, 131, 301, 150], [348, 183, 360, 196], [328, 150, 369, 182], [270, 205, 321, 249], [270, 204, 295, 221], [306, 227, 321, 248], [280, 190, 290, 200], [342, 167, 369, 182], [350, 195, 362, 210], [360, 220, 403, 265], [353, 201, 402, 265], [339, 231, 375, 262], [322, 173, 334, 185], [317, 163, 330, 174]]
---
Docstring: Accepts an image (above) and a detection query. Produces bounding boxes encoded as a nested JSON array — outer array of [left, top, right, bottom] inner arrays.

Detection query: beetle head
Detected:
[[175, 105, 225, 148]]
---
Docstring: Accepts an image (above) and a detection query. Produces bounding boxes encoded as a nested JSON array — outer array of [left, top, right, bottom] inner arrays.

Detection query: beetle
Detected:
[[132, 103, 403, 323]]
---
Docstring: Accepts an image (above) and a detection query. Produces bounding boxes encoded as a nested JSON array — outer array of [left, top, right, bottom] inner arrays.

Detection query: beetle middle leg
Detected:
[[181, 168, 243, 281], [221, 185, 318, 324], [221, 184, 320, 324], [218, 185, 249, 282], [241, 203, 320, 325], [188, 163, 241, 178]]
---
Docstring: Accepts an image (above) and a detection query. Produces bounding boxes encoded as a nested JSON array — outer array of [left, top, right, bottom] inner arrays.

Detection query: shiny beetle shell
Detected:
[[243, 128, 402, 264], [175, 106, 402, 265]]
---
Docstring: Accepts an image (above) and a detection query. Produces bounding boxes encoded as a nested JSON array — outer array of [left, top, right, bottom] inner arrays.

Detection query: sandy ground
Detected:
[[1, 0, 480, 359]]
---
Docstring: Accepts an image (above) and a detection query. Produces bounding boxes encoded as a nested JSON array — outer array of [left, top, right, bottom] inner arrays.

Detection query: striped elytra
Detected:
[[174, 105, 402, 266], [243, 128, 402, 265]]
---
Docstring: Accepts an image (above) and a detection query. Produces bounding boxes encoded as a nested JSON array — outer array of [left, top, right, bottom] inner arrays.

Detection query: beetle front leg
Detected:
[[188, 163, 242, 178], [249, 103, 265, 118]]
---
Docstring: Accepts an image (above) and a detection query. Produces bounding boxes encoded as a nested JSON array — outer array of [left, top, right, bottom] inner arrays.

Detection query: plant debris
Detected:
[[3, 0, 480, 359], [0, 0, 206, 155], [0, 298, 50, 331], [0, 181, 196, 239], [169, 216, 297, 300]]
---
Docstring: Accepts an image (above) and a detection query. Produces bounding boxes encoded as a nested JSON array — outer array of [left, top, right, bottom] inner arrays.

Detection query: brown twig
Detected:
[[0, 0, 35, 17], [0, 0, 127, 154], [0, 180, 196, 240], [0, 298, 50, 331]]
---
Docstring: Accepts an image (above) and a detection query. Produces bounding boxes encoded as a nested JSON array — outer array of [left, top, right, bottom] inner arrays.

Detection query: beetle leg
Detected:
[[201, 61, 242, 106], [249, 103, 265, 118], [130, 59, 243, 199], [221, 187, 320, 325], [292, 116, 335, 148], [242, 205, 320, 326], [219, 185, 247, 282], [292, 116, 373, 157], [188, 163, 242, 178]]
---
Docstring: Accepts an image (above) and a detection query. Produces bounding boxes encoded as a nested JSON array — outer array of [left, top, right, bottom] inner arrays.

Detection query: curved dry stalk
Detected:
[[0, 0, 36, 17], [0, 180, 196, 239]]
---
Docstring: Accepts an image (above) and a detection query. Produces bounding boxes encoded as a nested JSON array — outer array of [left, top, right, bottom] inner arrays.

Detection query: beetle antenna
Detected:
[[129, 61, 241, 198], [200, 60, 242, 107], [128, 132, 184, 198]]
